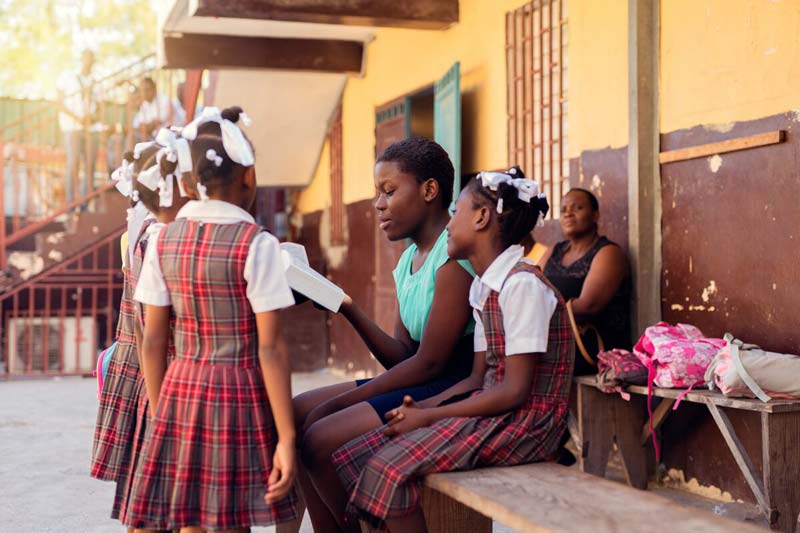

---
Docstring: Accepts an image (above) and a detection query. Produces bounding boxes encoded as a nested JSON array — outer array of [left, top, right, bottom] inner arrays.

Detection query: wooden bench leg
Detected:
[[762, 411, 800, 533], [422, 486, 492, 533], [614, 394, 649, 490], [578, 383, 614, 478]]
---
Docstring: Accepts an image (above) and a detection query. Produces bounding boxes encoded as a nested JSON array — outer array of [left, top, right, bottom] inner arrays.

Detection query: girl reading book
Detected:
[[294, 137, 476, 532]]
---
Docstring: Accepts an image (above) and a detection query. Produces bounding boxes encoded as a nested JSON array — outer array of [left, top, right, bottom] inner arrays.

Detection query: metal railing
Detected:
[[0, 55, 190, 376], [0, 54, 185, 270], [0, 229, 124, 375]]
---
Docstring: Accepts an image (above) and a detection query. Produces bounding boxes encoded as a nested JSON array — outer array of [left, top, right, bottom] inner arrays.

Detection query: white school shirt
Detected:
[[57, 70, 102, 132], [134, 200, 295, 313], [132, 94, 173, 130], [471, 245, 558, 356]]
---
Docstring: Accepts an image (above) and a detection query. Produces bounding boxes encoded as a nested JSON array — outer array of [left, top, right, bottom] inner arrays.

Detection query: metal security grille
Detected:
[[329, 107, 345, 245], [506, 0, 569, 218]]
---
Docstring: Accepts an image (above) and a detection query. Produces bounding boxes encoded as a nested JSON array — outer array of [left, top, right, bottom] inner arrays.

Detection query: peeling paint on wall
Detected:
[[701, 280, 718, 302], [661, 468, 735, 502], [590, 174, 603, 196], [708, 154, 723, 173], [703, 122, 735, 134]]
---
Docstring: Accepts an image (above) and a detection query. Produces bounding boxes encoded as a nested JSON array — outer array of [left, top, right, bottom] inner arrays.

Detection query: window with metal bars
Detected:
[[506, 0, 569, 218]]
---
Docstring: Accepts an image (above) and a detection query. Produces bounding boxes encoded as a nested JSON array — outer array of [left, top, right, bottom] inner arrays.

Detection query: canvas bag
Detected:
[[705, 333, 800, 402]]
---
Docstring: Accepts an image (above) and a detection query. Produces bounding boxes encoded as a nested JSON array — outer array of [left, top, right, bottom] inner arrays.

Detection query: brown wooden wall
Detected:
[[660, 111, 800, 355], [288, 199, 384, 375]]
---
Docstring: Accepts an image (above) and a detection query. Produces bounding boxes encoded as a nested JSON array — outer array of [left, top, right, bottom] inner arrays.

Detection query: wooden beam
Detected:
[[163, 33, 363, 73], [192, 0, 459, 30], [182, 69, 203, 122], [658, 130, 785, 164], [627, 0, 661, 337], [707, 403, 769, 513]]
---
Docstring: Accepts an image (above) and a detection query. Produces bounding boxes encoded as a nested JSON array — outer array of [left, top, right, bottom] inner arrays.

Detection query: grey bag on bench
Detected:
[[705, 333, 800, 402]]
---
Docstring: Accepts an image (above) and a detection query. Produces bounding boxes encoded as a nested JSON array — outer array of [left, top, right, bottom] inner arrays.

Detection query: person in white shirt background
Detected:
[[131, 77, 185, 141], [57, 49, 102, 208]]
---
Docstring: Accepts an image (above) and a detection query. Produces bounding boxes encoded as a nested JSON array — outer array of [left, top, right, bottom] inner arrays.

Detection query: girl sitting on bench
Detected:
[[330, 167, 575, 532]]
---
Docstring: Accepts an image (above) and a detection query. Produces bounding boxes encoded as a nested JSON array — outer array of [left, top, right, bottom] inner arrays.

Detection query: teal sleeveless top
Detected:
[[392, 229, 476, 343]]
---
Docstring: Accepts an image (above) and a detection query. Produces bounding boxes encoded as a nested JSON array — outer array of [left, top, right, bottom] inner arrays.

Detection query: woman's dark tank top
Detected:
[[543, 236, 631, 373]]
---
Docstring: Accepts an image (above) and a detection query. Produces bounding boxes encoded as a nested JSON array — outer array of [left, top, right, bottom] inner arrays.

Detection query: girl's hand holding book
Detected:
[[383, 396, 430, 437]]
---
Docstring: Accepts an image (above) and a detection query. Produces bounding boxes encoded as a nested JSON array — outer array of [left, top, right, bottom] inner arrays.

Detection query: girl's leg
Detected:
[[385, 510, 428, 533], [296, 463, 344, 533], [301, 403, 382, 532], [293, 381, 359, 533], [293, 381, 357, 433]]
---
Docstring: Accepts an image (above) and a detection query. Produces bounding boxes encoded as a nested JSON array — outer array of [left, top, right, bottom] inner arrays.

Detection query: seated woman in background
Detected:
[[538, 188, 631, 375]]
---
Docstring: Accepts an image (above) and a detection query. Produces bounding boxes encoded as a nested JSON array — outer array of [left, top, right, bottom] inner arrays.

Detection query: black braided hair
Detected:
[[189, 106, 253, 195], [466, 166, 550, 248], [376, 137, 455, 208]]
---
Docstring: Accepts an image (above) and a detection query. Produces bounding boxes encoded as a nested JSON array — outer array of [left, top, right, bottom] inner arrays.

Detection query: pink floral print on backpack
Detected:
[[633, 322, 726, 389]]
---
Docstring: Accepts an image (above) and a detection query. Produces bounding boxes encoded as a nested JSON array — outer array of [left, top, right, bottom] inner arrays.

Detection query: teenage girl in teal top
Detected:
[[293, 137, 475, 533]]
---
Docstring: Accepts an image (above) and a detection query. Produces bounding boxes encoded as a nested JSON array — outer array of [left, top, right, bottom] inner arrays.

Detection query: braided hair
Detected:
[[466, 166, 550, 248], [189, 106, 253, 195], [125, 146, 182, 214]]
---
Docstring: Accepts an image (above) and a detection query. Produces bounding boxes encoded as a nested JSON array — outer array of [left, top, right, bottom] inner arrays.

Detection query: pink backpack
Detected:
[[596, 349, 648, 399], [633, 322, 726, 389], [633, 322, 726, 460]]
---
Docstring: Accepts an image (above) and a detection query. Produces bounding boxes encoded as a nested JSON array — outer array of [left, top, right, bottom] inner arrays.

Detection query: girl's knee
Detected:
[[300, 421, 339, 470], [292, 392, 317, 434]]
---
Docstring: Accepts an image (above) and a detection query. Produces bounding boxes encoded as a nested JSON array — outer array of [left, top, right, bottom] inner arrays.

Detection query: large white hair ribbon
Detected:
[[154, 127, 192, 199], [180, 106, 254, 166], [110, 159, 134, 197], [477, 169, 546, 214]]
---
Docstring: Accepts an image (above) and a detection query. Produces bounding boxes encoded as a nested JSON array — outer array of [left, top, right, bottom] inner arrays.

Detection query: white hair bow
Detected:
[[181, 106, 254, 167], [133, 141, 155, 160], [154, 128, 191, 200], [110, 159, 134, 197], [478, 169, 544, 213]]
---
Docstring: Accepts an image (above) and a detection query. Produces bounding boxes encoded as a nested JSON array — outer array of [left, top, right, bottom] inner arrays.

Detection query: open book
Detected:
[[280, 242, 345, 313]]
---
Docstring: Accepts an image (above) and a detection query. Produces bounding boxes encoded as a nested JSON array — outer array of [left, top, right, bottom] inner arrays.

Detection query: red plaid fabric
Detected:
[[113, 228, 177, 522], [124, 220, 298, 530], [333, 261, 574, 525], [91, 218, 155, 483]]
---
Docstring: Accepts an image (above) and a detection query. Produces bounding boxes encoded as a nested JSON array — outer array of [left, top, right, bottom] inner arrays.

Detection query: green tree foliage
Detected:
[[0, 0, 157, 99]]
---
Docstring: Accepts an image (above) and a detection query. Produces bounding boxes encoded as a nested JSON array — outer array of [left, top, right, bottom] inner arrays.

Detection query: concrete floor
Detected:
[[0, 373, 344, 533]]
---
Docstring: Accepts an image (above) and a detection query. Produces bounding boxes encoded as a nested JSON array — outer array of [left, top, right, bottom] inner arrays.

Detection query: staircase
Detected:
[[0, 55, 186, 376]]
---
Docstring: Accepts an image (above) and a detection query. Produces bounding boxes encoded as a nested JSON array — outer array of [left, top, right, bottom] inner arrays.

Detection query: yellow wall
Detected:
[[340, 0, 532, 205], [296, 138, 331, 213], [297, 0, 630, 212], [661, 0, 800, 133], [566, 0, 628, 158]]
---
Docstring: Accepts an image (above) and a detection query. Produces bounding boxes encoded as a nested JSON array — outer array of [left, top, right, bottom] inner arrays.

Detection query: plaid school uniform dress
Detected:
[[125, 219, 298, 531], [333, 262, 574, 527], [91, 218, 155, 483], [114, 224, 177, 522]]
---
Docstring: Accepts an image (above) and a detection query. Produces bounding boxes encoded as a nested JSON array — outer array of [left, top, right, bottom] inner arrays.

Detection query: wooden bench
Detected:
[[575, 375, 800, 533], [409, 462, 767, 532]]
